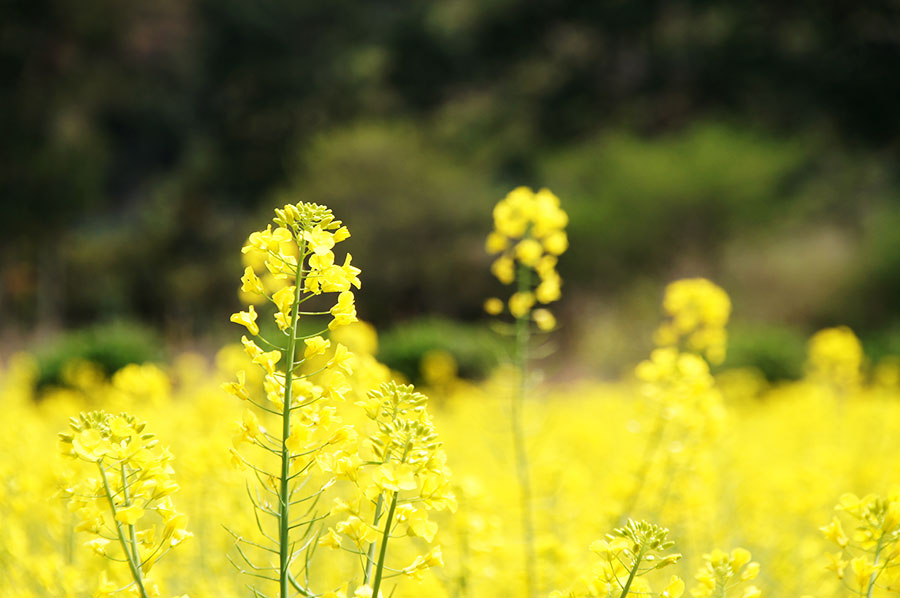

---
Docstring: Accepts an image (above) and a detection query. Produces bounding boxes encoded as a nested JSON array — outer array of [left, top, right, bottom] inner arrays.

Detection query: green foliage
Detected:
[[34, 322, 165, 392], [539, 124, 808, 285], [377, 317, 507, 383], [277, 121, 499, 323], [719, 323, 807, 382]]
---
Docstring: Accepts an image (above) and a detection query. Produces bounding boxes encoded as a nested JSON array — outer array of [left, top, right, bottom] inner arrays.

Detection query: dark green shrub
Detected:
[[377, 317, 508, 383], [33, 321, 165, 392], [719, 323, 808, 382]]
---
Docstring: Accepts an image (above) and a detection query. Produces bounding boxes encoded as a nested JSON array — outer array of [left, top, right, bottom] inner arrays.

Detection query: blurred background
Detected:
[[3, 0, 900, 384]]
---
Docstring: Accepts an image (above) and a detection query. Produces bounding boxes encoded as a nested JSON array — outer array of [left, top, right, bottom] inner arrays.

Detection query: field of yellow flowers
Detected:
[[3, 192, 900, 598]]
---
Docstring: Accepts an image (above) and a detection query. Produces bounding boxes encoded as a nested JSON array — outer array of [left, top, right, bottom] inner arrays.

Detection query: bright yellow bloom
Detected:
[[484, 297, 504, 315], [333, 225, 350, 242], [851, 556, 874, 590], [330, 291, 358, 330], [660, 576, 685, 598], [230, 305, 259, 336], [252, 348, 281, 375], [532, 308, 556, 331], [515, 238, 543, 266], [304, 336, 331, 358], [490, 255, 515, 284], [509, 291, 535, 318], [115, 503, 144, 526], [222, 370, 250, 401], [542, 230, 568, 255], [535, 272, 561, 303], [240, 266, 264, 294], [820, 516, 849, 548], [272, 286, 295, 316], [486, 231, 509, 253], [328, 343, 354, 375], [304, 226, 336, 256], [243, 225, 292, 254]]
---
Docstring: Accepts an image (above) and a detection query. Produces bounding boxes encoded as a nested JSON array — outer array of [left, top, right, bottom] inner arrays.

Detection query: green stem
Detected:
[[279, 250, 306, 598], [121, 464, 143, 573], [98, 462, 147, 598], [371, 491, 400, 597], [867, 533, 885, 598], [513, 261, 537, 598], [618, 412, 668, 524], [364, 494, 385, 584], [618, 549, 644, 598]]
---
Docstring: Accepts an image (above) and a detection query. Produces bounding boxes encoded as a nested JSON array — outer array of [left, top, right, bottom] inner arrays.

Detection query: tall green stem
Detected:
[[279, 251, 306, 598], [618, 549, 644, 598], [618, 414, 666, 523], [98, 462, 147, 598], [867, 533, 885, 598], [371, 491, 400, 597], [513, 262, 537, 598], [364, 494, 385, 583]]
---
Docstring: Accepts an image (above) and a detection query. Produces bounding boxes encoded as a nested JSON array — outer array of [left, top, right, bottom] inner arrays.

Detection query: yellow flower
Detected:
[[328, 343, 354, 375], [533, 308, 556, 331], [509, 291, 536, 318], [486, 231, 509, 253], [304, 336, 331, 358], [272, 286, 295, 316], [543, 230, 568, 255], [319, 528, 343, 549], [851, 556, 874, 589], [304, 226, 336, 256], [116, 503, 144, 526], [243, 225, 292, 254], [660, 576, 684, 598], [330, 291, 358, 330], [340, 254, 362, 289], [515, 238, 543, 266], [484, 297, 504, 315], [85, 537, 111, 556], [222, 370, 250, 401], [825, 552, 847, 579], [230, 306, 259, 336], [252, 348, 282, 375], [490, 255, 515, 285], [373, 462, 417, 492], [820, 517, 849, 548], [333, 225, 351, 242], [240, 266, 264, 294], [535, 272, 562, 303]]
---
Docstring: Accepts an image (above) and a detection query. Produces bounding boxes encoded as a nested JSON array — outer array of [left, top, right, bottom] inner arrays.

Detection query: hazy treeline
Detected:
[[3, 0, 900, 345]]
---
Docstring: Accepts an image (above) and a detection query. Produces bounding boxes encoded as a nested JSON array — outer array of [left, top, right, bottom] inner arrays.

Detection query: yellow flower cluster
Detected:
[[224, 202, 371, 597], [821, 489, 900, 594], [5, 187, 900, 598], [58, 411, 191, 597], [690, 548, 761, 598], [654, 279, 731, 365], [485, 186, 568, 330], [551, 520, 684, 598], [320, 382, 455, 596], [806, 326, 864, 394]]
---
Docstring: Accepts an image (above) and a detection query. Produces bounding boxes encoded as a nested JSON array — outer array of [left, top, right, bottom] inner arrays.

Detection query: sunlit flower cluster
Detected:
[[551, 520, 684, 598], [821, 489, 900, 595], [485, 186, 568, 331], [654, 279, 731, 365], [58, 411, 190, 597], [690, 548, 760, 598], [806, 326, 864, 395], [319, 382, 455, 596], [3, 190, 900, 598]]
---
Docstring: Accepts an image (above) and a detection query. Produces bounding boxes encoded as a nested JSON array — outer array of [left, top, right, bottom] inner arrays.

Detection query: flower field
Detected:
[[2, 194, 900, 598]]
